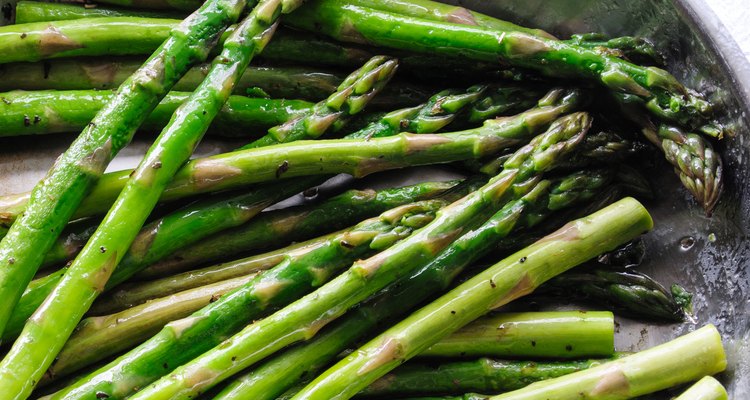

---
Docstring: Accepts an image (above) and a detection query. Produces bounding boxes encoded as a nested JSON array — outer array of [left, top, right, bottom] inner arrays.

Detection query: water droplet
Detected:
[[680, 236, 696, 251]]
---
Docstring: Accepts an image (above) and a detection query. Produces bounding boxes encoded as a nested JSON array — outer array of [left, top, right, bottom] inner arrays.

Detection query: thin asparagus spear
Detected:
[[49, 200, 445, 399], [285, 0, 717, 132], [288, 198, 653, 400], [123, 112, 591, 400], [48, 200, 447, 382], [674, 376, 728, 400], [0, 0, 297, 395], [1, 54, 398, 342], [14, 0, 185, 22], [0, 0, 251, 344], [418, 311, 614, 359], [539, 267, 688, 321], [94, 180, 464, 313], [358, 357, 612, 398], [0, 90, 311, 137], [212, 169, 614, 400], [489, 325, 726, 400], [0, 87, 581, 226]]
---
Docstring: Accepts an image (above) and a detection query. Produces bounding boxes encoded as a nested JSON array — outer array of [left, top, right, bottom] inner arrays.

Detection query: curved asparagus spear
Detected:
[[674, 376, 728, 400], [121, 113, 591, 400], [289, 198, 653, 400], [49, 200, 445, 399], [0, 90, 311, 137], [0, 88, 581, 226], [1, 54, 398, 343], [0, 58, 343, 99], [358, 357, 612, 398], [0, 0, 251, 345], [539, 267, 688, 321], [419, 311, 613, 359], [48, 200, 446, 384], [212, 169, 615, 400], [0, 0, 296, 395], [285, 0, 717, 132], [94, 180, 464, 313], [489, 325, 726, 400]]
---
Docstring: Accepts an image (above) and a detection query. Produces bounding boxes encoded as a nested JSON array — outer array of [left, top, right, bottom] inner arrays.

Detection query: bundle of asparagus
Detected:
[[0, 0, 731, 399]]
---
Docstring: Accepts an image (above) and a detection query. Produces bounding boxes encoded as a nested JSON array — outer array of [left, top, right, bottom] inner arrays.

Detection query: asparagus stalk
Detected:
[[0, 87, 581, 226], [47, 200, 445, 383], [49, 200, 445, 399], [539, 267, 688, 321], [2, 55, 399, 342], [674, 376, 728, 400], [94, 180, 464, 313], [0, 89, 312, 137], [489, 325, 726, 399], [0, 0, 296, 395], [288, 199, 653, 400], [285, 0, 717, 132], [419, 311, 614, 359], [358, 357, 612, 398], [212, 169, 614, 400], [0, 58, 342, 99], [0, 0, 251, 344], [122, 112, 591, 400], [14, 0, 186, 22]]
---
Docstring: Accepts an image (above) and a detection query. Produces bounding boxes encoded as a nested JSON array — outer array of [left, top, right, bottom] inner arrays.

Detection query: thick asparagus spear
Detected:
[[212, 169, 614, 400], [674, 376, 728, 400], [2, 55, 399, 342], [14, 0, 186, 22], [0, 0, 297, 395], [358, 357, 611, 398], [94, 180, 464, 313], [419, 311, 613, 359], [539, 267, 688, 321], [489, 325, 726, 399], [0, 87, 580, 226], [0, 0, 251, 343], [0, 90, 311, 137], [48, 200, 447, 382], [49, 200, 445, 399], [122, 113, 591, 400], [285, 0, 717, 132]]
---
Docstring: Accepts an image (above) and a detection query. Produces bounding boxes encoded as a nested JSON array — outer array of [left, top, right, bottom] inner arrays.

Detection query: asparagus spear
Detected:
[[94, 180, 464, 313], [539, 267, 688, 321], [674, 376, 728, 400], [0, 87, 581, 226], [121, 112, 591, 400], [0, 90, 312, 137], [212, 169, 615, 400], [49, 200, 445, 399], [0, 0, 251, 344], [0, 0, 299, 395], [358, 357, 612, 398], [2, 55, 399, 342], [48, 200, 446, 384], [489, 325, 726, 399], [14, 0, 186, 22], [285, 0, 717, 132], [419, 311, 614, 359]]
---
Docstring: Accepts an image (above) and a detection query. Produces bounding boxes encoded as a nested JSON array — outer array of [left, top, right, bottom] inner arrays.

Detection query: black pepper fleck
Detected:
[[275, 160, 289, 178]]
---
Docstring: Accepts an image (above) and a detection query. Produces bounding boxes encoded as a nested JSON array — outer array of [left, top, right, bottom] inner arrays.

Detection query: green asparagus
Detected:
[[285, 0, 717, 132], [121, 112, 590, 400], [0, 0, 296, 396], [674, 376, 728, 400], [0, 90, 311, 137], [14, 0, 186, 22], [419, 311, 614, 359], [358, 357, 612, 398], [0, 0, 251, 346], [489, 325, 725, 399], [49, 200, 445, 399]]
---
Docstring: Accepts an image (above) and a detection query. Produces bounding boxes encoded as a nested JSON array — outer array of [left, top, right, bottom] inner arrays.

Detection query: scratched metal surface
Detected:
[[0, 0, 749, 398]]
